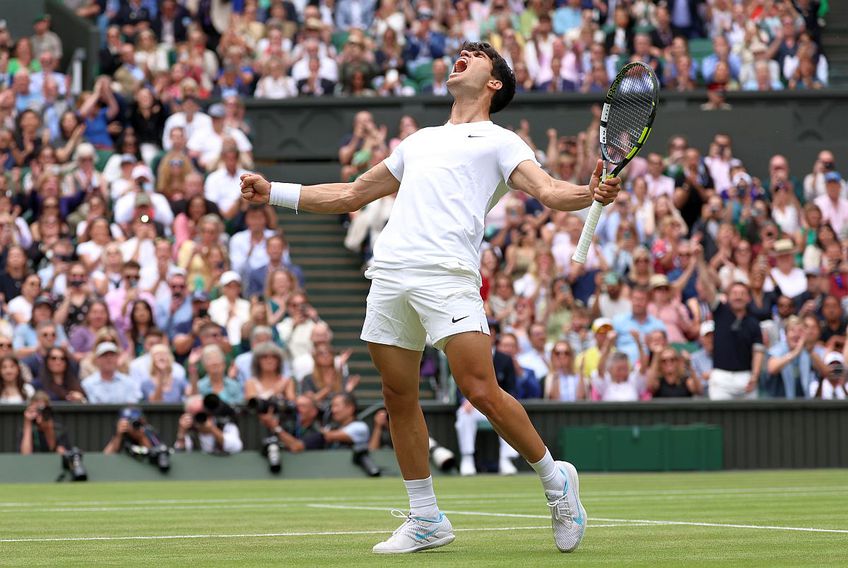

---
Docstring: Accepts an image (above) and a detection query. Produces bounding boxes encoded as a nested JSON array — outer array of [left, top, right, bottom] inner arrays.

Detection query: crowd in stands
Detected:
[[343, 104, 848, 406], [0, 6, 371, 456], [0, 1, 843, 458], [22, 0, 831, 102]]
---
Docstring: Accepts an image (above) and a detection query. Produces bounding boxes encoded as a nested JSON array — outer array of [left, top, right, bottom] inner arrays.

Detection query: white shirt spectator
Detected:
[[769, 266, 807, 298], [6, 296, 33, 323], [204, 166, 249, 214], [277, 318, 317, 361], [208, 296, 251, 346], [341, 420, 370, 451], [162, 111, 212, 150], [188, 126, 252, 170], [129, 354, 187, 388], [291, 55, 338, 82], [120, 238, 157, 275], [645, 172, 675, 200], [255, 75, 298, 99], [114, 192, 175, 226], [814, 194, 848, 237], [517, 349, 549, 383], [229, 228, 276, 275], [591, 370, 646, 402]]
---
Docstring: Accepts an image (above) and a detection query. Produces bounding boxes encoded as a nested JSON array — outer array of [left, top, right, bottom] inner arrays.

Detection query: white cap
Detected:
[[220, 270, 242, 287], [132, 164, 154, 181], [825, 352, 844, 366], [700, 320, 715, 337], [95, 342, 119, 357]]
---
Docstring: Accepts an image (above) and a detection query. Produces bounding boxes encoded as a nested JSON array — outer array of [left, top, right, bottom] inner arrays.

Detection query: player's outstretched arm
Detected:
[[508, 159, 621, 212], [240, 162, 400, 214]]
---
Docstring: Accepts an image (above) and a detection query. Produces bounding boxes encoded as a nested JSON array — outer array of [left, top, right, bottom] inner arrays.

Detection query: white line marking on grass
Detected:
[[0, 525, 553, 544], [0, 504, 295, 514], [310, 505, 848, 535], [1, 485, 844, 509]]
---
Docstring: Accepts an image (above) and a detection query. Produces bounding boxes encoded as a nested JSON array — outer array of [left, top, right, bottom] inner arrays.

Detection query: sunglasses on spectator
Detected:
[[40, 331, 56, 338], [0, 342, 11, 348], [48, 355, 66, 361], [554, 350, 572, 356], [661, 357, 677, 363]]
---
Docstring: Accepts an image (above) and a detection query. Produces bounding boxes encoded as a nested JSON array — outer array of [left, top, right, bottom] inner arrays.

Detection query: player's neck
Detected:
[[448, 99, 490, 125]]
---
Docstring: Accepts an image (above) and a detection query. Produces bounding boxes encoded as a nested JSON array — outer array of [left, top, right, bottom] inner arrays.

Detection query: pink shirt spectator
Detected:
[[814, 194, 848, 237]]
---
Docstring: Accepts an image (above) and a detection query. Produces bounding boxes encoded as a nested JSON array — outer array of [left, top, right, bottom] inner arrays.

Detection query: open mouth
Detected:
[[451, 57, 468, 76]]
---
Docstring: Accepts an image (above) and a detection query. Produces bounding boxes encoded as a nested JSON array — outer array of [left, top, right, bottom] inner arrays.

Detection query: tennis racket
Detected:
[[572, 61, 660, 264]]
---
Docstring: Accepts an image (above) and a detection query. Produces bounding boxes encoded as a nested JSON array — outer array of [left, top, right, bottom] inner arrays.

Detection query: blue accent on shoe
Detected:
[[412, 513, 444, 524], [413, 526, 441, 541]]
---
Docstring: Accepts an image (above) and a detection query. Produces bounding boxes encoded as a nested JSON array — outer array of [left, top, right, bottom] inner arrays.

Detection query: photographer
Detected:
[[810, 352, 848, 400], [19, 391, 69, 454], [255, 394, 326, 453], [103, 407, 171, 471], [174, 394, 243, 454], [323, 393, 377, 476]]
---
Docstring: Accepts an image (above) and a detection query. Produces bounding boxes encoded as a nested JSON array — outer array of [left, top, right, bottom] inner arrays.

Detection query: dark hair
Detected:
[[129, 300, 154, 349], [461, 41, 515, 115], [0, 355, 26, 400], [37, 347, 82, 401], [333, 392, 357, 410]]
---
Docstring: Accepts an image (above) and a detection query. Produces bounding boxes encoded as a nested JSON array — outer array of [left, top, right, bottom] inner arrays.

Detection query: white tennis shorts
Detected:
[[360, 266, 489, 352]]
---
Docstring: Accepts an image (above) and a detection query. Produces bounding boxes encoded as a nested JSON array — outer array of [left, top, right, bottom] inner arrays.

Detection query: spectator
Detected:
[[646, 347, 701, 398], [699, 255, 764, 400], [244, 342, 295, 403], [30, 14, 62, 60], [255, 57, 297, 99], [545, 340, 583, 401], [104, 260, 156, 335], [195, 344, 243, 406], [690, 320, 715, 397], [202, 145, 249, 219], [174, 394, 243, 454], [162, 96, 211, 151], [188, 104, 252, 172], [81, 341, 140, 404], [0, 355, 34, 403], [277, 292, 321, 361], [765, 315, 822, 399], [612, 286, 666, 364], [32, 346, 85, 403], [810, 352, 848, 400], [229, 205, 275, 276], [814, 172, 848, 237], [592, 335, 647, 402], [648, 274, 697, 344], [575, 318, 613, 379], [517, 322, 550, 385], [13, 296, 69, 358], [140, 343, 189, 403], [301, 342, 359, 407], [209, 271, 250, 347]]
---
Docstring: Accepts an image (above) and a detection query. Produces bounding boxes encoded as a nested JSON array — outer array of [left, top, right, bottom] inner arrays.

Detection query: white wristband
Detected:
[[269, 182, 302, 212]]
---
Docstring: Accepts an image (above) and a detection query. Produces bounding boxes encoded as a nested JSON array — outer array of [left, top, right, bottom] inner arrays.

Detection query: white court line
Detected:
[[2, 485, 844, 509], [0, 525, 553, 544], [310, 505, 848, 535], [0, 504, 295, 514]]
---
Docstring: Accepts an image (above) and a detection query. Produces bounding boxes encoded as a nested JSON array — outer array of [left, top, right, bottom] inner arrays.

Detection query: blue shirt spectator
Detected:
[[613, 288, 666, 364]]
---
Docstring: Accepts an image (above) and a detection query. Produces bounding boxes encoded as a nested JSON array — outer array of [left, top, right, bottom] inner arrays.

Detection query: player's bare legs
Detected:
[[368, 342, 454, 554], [444, 332, 545, 461], [445, 331, 587, 552], [367, 343, 430, 479]]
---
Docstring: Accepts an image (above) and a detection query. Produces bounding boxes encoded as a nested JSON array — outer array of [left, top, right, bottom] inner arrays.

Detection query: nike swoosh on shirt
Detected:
[[467, 135, 486, 138], [452, 315, 470, 323]]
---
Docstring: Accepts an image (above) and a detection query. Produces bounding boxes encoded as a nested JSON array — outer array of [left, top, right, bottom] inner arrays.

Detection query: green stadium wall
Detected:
[[2, 401, 847, 470]]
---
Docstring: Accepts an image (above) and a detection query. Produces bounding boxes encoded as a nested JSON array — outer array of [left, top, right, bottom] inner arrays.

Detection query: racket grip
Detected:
[[572, 200, 605, 264]]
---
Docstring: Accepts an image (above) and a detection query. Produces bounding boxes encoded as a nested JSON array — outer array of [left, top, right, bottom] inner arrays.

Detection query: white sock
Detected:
[[529, 448, 564, 493], [404, 476, 440, 520]]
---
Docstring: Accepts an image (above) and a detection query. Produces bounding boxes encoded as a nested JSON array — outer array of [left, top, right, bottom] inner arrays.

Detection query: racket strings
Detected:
[[604, 68, 656, 164]]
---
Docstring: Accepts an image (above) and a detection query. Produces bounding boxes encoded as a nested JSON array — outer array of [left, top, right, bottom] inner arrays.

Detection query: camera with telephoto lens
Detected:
[[61, 447, 87, 482], [36, 403, 53, 422], [353, 449, 381, 477], [261, 435, 282, 474], [194, 394, 235, 427], [428, 437, 457, 472], [120, 408, 172, 473]]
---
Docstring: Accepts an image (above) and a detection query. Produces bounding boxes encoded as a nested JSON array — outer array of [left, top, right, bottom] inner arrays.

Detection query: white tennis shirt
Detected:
[[377, 120, 537, 274]]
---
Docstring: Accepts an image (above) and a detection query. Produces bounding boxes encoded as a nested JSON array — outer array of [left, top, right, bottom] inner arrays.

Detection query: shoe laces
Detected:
[[389, 509, 418, 537], [547, 493, 573, 526]]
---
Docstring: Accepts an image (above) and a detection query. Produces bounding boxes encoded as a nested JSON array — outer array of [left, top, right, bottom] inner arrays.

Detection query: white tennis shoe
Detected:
[[544, 461, 587, 552], [372, 510, 455, 554]]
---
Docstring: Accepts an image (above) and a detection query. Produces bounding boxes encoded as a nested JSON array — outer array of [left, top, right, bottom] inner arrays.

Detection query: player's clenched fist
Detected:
[[240, 173, 271, 205], [589, 159, 622, 206]]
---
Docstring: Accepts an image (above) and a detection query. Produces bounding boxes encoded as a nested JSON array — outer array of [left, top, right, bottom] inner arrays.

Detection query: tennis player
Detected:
[[240, 42, 621, 554]]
